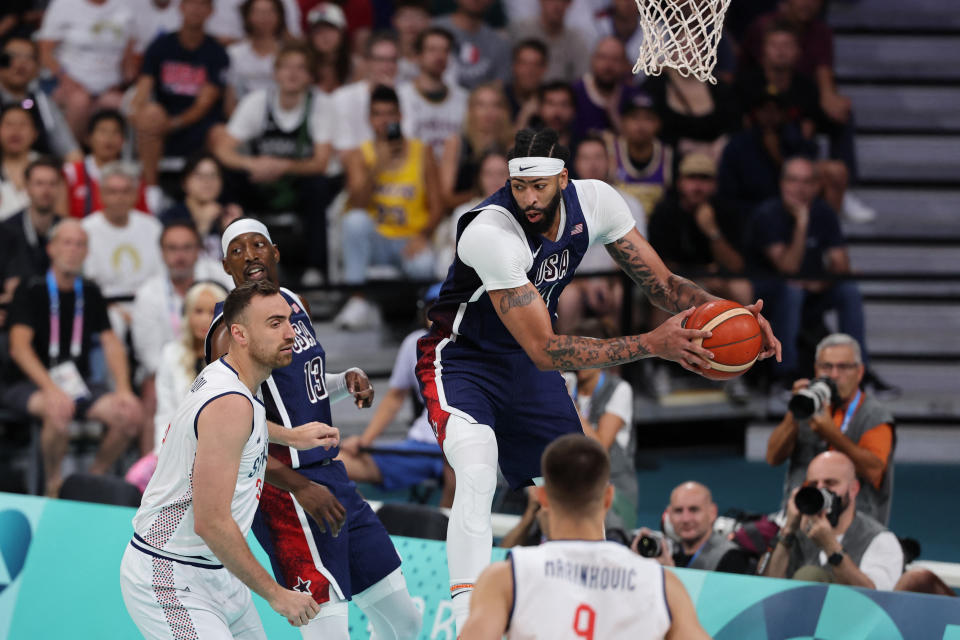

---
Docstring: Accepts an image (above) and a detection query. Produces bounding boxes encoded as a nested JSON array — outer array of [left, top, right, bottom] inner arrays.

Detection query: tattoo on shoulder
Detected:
[[607, 235, 710, 312], [498, 286, 538, 314]]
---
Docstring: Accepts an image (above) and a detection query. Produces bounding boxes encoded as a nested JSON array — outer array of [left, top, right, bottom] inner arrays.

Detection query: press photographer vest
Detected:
[[787, 510, 887, 578], [686, 532, 740, 571], [786, 392, 895, 524], [586, 374, 638, 530]]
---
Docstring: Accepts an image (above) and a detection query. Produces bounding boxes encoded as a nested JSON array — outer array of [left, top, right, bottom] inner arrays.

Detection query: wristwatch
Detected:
[[827, 550, 845, 566], [776, 532, 797, 548]]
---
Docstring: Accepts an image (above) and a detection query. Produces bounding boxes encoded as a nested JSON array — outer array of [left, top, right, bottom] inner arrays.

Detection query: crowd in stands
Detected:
[[1, 0, 935, 597]]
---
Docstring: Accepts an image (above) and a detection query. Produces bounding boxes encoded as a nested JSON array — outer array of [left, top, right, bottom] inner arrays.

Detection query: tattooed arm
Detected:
[[605, 227, 717, 312], [489, 283, 713, 372]]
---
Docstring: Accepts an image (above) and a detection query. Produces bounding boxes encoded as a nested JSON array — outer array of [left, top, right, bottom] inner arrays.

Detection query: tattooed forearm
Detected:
[[542, 335, 651, 370], [606, 235, 715, 312], [498, 286, 538, 314]]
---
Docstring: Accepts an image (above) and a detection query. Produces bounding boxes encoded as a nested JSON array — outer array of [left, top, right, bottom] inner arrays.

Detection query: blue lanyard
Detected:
[[685, 544, 705, 568], [46, 270, 84, 364], [573, 372, 605, 403], [839, 390, 862, 434]]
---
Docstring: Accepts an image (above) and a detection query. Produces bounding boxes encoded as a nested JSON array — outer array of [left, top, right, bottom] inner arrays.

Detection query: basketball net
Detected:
[[632, 0, 731, 84]]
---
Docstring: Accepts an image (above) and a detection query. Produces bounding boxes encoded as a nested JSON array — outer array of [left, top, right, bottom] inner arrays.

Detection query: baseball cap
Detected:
[[678, 153, 716, 178], [308, 3, 347, 30], [619, 90, 656, 116]]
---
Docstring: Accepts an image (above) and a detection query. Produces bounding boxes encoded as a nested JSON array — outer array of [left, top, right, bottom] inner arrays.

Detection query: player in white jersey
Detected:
[[120, 280, 341, 639], [462, 435, 711, 640]]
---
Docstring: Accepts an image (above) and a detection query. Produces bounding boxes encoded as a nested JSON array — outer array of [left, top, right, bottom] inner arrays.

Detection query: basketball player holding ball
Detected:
[[416, 127, 781, 633]]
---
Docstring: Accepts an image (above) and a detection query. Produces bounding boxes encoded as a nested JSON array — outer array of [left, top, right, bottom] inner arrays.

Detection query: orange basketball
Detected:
[[683, 300, 762, 380]]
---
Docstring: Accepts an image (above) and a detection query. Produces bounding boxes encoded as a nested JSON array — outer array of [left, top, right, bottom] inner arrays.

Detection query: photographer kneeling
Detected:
[[767, 333, 895, 524], [763, 451, 903, 590]]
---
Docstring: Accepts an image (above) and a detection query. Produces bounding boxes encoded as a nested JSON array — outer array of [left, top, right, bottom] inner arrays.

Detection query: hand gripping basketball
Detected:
[[682, 300, 763, 380], [646, 307, 715, 374]]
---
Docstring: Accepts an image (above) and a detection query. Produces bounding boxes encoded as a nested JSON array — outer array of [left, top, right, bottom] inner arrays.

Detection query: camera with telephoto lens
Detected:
[[794, 485, 844, 527], [635, 533, 664, 558], [788, 376, 839, 420]]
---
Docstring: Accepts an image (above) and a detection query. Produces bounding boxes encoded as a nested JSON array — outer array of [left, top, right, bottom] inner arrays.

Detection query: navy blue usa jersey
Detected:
[[428, 181, 591, 354], [206, 287, 336, 467]]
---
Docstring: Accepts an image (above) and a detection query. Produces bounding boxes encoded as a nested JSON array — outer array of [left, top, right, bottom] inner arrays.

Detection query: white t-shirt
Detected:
[[226, 40, 277, 100], [331, 81, 372, 151], [389, 329, 434, 443], [132, 0, 181, 54], [816, 529, 904, 591], [397, 81, 468, 158], [82, 210, 163, 299], [133, 358, 267, 559], [509, 541, 671, 640], [567, 374, 634, 450], [38, 0, 136, 94], [226, 88, 334, 145], [578, 186, 646, 274], [152, 340, 193, 452], [457, 179, 637, 291], [206, 0, 302, 41]]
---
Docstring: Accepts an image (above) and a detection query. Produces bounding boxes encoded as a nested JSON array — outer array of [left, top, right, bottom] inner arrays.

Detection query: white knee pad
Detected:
[[443, 418, 498, 536], [354, 568, 422, 640]]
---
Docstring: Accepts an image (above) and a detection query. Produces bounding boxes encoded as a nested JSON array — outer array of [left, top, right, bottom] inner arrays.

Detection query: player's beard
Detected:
[[518, 189, 562, 236], [252, 338, 294, 370]]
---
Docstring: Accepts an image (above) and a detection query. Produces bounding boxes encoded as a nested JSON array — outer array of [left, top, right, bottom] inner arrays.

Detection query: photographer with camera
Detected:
[[632, 481, 753, 574], [763, 451, 903, 590], [767, 333, 895, 524]]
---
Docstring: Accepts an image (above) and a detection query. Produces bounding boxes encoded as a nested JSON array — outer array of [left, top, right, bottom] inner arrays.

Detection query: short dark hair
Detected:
[[512, 38, 548, 62], [182, 152, 223, 183], [414, 26, 455, 54], [275, 40, 316, 79], [507, 127, 570, 165], [222, 279, 280, 332], [24, 156, 63, 182], [764, 18, 800, 42], [576, 133, 607, 152], [241, 0, 286, 37], [370, 84, 400, 109], [365, 30, 398, 57], [87, 108, 126, 136], [542, 434, 610, 516], [538, 80, 576, 105], [160, 220, 202, 246]]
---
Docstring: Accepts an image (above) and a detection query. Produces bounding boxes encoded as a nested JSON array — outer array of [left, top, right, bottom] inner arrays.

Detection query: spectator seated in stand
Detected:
[[571, 36, 644, 142], [433, 0, 511, 90], [307, 2, 356, 94], [767, 333, 895, 525], [63, 109, 150, 219], [36, 0, 136, 141], [2, 219, 142, 497], [535, 80, 578, 152], [335, 84, 443, 330], [0, 158, 63, 302], [744, 156, 867, 383], [507, 0, 590, 84], [158, 153, 243, 263], [338, 284, 455, 508], [212, 41, 336, 279], [124, 280, 227, 492], [223, 0, 288, 116], [762, 451, 903, 590], [0, 104, 41, 220], [130, 0, 229, 196], [0, 37, 81, 162], [633, 481, 754, 574], [504, 39, 548, 131], [81, 163, 163, 341]]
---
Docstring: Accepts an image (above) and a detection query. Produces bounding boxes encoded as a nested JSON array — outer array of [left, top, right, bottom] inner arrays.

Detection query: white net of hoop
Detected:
[[632, 0, 732, 84]]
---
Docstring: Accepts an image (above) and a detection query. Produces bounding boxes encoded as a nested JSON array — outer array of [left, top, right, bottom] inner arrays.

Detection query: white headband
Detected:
[[221, 219, 273, 256], [508, 157, 565, 177]]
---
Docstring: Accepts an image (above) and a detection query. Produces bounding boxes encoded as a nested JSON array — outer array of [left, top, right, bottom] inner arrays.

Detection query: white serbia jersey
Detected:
[[132, 358, 268, 561], [508, 540, 671, 640]]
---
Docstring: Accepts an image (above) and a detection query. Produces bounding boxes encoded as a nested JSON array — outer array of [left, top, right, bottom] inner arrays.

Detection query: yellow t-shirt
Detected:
[[360, 138, 429, 238]]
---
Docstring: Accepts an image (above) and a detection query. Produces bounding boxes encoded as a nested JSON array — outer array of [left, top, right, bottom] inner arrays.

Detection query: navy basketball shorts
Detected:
[[251, 459, 401, 605], [417, 334, 582, 488]]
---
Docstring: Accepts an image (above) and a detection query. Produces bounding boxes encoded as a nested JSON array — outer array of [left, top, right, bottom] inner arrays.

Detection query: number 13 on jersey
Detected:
[[573, 603, 596, 640], [303, 356, 328, 403]]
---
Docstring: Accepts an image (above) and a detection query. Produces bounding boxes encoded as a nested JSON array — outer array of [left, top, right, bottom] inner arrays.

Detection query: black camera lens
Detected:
[[795, 486, 827, 515], [636, 535, 662, 558], [788, 394, 817, 420]]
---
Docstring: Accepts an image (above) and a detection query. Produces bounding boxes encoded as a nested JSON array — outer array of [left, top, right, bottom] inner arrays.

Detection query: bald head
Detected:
[[668, 481, 717, 547], [806, 451, 859, 502], [591, 36, 627, 87]]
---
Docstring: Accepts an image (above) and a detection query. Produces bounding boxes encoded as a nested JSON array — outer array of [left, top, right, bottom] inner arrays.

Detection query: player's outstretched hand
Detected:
[[646, 307, 714, 374], [744, 299, 782, 362], [269, 588, 321, 627], [293, 481, 347, 537], [289, 422, 340, 450], [346, 368, 374, 409]]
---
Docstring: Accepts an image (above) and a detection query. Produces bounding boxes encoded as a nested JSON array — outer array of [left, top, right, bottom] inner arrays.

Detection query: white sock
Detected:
[[442, 418, 499, 634]]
